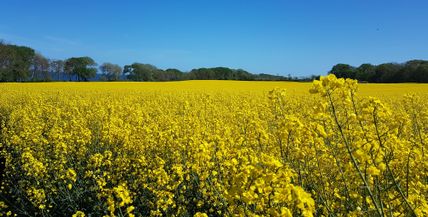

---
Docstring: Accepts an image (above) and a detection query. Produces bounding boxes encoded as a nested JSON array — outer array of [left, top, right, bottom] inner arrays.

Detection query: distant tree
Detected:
[[151, 68, 165, 81], [164, 68, 184, 81], [187, 68, 216, 80], [328, 60, 428, 83], [31, 53, 50, 81], [355, 63, 376, 82], [377, 63, 402, 83], [416, 64, 428, 82], [185, 67, 289, 81], [255, 73, 287, 81], [50, 59, 65, 81], [404, 60, 428, 82], [64, 58, 78, 81], [64, 57, 97, 81], [212, 67, 234, 80], [0, 41, 11, 81], [124, 63, 158, 81], [329, 64, 356, 79], [12, 45, 35, 81], [100, 62, 122, 81], [0, 42, 35, 81], [235, 69, 255, 80]]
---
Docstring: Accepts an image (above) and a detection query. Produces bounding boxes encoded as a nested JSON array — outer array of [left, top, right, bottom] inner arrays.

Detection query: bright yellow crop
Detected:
[[0, 78, 427, 216]]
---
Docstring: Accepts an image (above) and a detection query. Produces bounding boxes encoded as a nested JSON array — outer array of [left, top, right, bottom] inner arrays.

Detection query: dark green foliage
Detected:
[[163, 68, 185, 81], [186, 67, 256, 80], [0, 41, 67, 82], [124, 64, 292, 82], [124, 63, 159, 81], [0, 42, 35, 82], [65, 57, 97, 81], [355, 64, 376, 82], [406, 60, 428, 82], [124, 64, 187, 81], [185, 68, 292, 81], [329, 60, 428, 83], [330, 64, 356, 79], [377, 63, 402, 83]]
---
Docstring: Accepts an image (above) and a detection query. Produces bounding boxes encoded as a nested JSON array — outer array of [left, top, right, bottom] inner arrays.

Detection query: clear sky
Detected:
[[1, 0, 427, 76]]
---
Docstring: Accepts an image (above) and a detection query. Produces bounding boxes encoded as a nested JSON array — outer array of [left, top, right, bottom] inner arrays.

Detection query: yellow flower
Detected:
[[193, 212, 208, 217], [367, 166, 381, 176], [66, 168, 77, 182], [113, 183, 133, 207], [72, 211, 85, 217], [2, 79, 428, 216]]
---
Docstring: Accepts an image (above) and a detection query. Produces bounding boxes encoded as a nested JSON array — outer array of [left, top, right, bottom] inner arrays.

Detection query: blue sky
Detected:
[[1, 0, 427, 76]]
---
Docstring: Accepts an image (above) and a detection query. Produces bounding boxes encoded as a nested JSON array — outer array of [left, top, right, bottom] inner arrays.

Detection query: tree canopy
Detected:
[[100, 62, 122, 81], [0, 42, 35, 82], [65, 57, 97, 81], [329, 60, 428, 83]]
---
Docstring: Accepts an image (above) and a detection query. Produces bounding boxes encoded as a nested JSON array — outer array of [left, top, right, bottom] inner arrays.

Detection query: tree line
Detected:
[[122, 63, 305, 81], [0, 41, 97, 82], [329, 60, 428, 83], [7, 40, 428, 83], [1, 40, 308, 82], [1, 40, 300, 82]]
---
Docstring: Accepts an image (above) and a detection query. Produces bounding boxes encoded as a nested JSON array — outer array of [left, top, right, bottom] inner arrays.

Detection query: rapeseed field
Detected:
[[1, 75, 428, 216]]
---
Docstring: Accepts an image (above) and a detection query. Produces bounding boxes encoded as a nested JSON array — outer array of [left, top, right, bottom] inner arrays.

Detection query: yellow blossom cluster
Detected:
[[0, 78, 427, 216]]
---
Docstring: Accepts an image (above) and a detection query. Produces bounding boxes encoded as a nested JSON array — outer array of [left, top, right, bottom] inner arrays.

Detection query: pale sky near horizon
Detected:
[[1, 0, 427, 76]]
